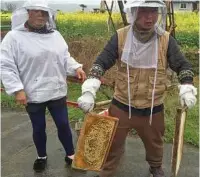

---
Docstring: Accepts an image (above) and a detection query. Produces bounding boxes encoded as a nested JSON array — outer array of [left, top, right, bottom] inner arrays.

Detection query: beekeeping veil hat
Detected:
[[121, 0, 167, 124], [124, 0, 166, 35], [11, 0, 56, 30]]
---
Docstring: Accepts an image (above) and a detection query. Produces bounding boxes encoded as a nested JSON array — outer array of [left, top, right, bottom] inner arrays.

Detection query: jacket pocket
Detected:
[[148, 75, 166, 100], [115, 73, 136, 101]]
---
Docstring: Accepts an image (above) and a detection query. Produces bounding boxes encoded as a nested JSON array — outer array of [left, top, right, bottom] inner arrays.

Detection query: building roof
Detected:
[[171, 0, 199, 2]]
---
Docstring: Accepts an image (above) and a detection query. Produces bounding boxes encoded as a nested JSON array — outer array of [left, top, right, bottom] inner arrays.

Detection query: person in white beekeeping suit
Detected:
[[77, 0, 197, 177], [1, 0, 86, 172]]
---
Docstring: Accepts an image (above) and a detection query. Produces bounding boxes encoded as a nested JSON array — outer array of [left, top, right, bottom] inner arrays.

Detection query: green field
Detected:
[[57, 12, 199, 49], [1, 12, 199, 49]]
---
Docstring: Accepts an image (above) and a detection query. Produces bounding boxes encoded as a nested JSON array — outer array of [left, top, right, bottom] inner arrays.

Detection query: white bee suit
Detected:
[[1, 0, 82, 103]]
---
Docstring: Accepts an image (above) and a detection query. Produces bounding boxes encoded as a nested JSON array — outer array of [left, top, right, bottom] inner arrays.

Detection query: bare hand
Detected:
[[15, 90, 27, 105], [76, 67, 86, 82]]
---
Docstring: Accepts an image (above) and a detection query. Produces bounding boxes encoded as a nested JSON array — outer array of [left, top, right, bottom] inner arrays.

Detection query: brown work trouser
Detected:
[[99, 104, 165, 177]]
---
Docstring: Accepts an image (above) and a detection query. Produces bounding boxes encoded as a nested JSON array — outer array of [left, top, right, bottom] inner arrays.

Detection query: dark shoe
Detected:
[[33, 158, 47, 172], [65, 156, 73, 166], [149, 166, 165, 177]]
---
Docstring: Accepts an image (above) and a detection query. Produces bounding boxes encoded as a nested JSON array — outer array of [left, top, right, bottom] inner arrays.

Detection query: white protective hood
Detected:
[[11, 0, 56, 30]]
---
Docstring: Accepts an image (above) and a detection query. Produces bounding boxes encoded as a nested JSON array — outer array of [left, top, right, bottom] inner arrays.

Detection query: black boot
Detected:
[[33, 157, 47, 172], [149, 166, 165, 177], [65, 156, 73, 166]]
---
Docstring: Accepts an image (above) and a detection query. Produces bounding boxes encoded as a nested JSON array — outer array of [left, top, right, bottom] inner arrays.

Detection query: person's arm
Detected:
[[167, 35, 194, 84], [63, 44, 86, 81], [64, 44, 83, 76], [87, 33, 119, 79], [55, 31, 83, 77], [1, 32, 24, 95], [77, 33, 119, 112]]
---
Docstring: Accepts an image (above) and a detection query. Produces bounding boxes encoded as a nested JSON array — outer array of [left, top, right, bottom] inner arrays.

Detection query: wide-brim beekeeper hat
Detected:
[[11, 0, 56, 30]]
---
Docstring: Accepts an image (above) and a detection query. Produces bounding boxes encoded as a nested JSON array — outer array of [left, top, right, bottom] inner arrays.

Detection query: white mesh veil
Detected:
[[122, 0, 167, 68], [11, 0, 56, 30], [124, 0, 166, 28]]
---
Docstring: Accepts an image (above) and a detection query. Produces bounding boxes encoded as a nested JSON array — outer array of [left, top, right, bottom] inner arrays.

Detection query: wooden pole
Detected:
[[104, 0, 116, 32], [171, 107, 187, 177], [118, 0, 128, 26]]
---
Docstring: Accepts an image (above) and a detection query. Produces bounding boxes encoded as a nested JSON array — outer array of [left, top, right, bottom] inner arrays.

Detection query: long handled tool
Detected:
[[67, 100, 112, 134], [66, 100, 111, 109], [171, 106, 187, 177]]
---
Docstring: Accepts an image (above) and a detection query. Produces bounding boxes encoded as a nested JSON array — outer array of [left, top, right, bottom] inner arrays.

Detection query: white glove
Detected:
[[178, 84, 197, 109], [77, 78, 101, 112], [81, 78, 101, 97], [77, 92, 95, 113]]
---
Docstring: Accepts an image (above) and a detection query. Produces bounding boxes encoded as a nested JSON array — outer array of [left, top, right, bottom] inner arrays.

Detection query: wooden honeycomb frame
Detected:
[[72, 113, 119, 171]]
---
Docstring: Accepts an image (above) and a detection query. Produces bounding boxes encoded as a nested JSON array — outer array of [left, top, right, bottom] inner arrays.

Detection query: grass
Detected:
[[56, 12, 118, 39], [174, 12, 199, 49]]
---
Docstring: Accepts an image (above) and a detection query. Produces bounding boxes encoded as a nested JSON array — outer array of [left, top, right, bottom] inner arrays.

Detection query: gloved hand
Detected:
[[77, 92, 95, 113], [178, 84, 197, 109], [77, 78, 101, 113]]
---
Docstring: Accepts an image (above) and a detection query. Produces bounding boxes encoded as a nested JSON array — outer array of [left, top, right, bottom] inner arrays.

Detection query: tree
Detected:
[[79, 4, 87, 12]]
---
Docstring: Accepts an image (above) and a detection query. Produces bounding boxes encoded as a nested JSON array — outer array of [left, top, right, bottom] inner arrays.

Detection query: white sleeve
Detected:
[[64, 44, 82, 76], [82, 78, 101, 98], [1, 32, 24, 95], [55, 31, 82, 76]]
